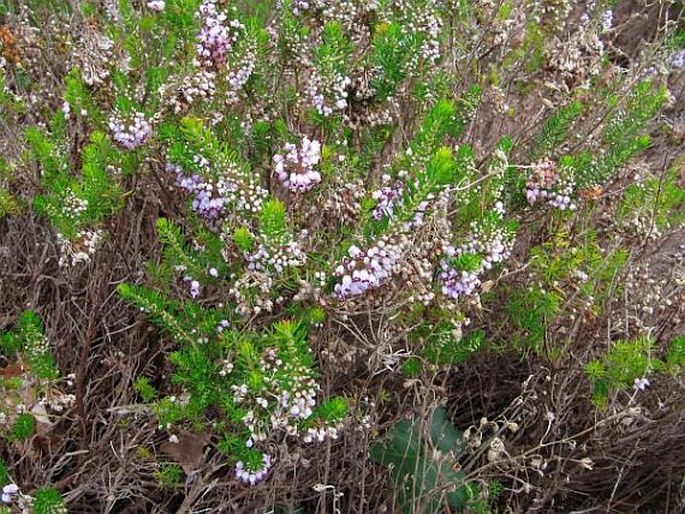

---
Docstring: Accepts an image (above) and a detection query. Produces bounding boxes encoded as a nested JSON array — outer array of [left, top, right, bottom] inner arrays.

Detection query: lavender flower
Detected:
[[334, 239, 404, 299], [235, 452, 272, 485], [669, 49, 685, 70], [1, 484, 19, 504], [195, 0, 244, 69], [438, 218, 515, 301], [147, 0, 165, 11], [189, 279, 201, 298], [371, 176, 403, 220], [109, 111, 152, 150], [439, 265, 481, 299], [291, 0, 310, 16], [168, 159, 266, 228], [633, 377, 650, 391], [273, 137, 322, 193]]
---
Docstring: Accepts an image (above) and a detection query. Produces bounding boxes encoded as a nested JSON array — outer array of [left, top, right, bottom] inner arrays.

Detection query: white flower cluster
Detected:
[[227, 339, 340, 485], [633, 377, 650, 391], [462, 223, 513, 270], [109, 111, 152, 150], [600, 9, 613, 32], [313, 178, 366, 227], [56, 229, 103, 267], [166, 70, 216, 113], [38, 391, 76, 413], [229, 270, 275, 317], [71, 31, 115, 87], [232, 348, 320, 442], [218, 355, 234, 377], [307, 70, 351, 117], [273, 137, 322, 193], [669, 49, 685, 70], [308, 0, 379, 35], [547, 176, 576, 210], [247, 238, 307, 274], [334, 239, 405, 299], [303, 424, 340, 443], [62, 190, 88, 219], [548, 27, 604, 83], [226, 42, 256, 104], [399, 0, 442, 71], [23, 328, 50, 364]]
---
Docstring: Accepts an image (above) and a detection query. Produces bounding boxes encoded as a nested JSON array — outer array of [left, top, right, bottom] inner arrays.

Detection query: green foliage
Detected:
[[665, 336, 685, 373], [413, 320, 484, 369], [521, 21, 545, 72], [0, 189, 22, 219], [530, 100, 583, 159], [505, 287, 561, 355], [402, 356, 422, 377], [260, 199, 288, 240], [616, 158, 685, 231], [586, 336, 662, 408], [314, 396, 347, 423], [314, 22, 352, 78], [153, 462, 183, 490], [0, 460, 8, 487], [119, 273, 346, 459], [592, 80, 667, 184], [29, 125, 124, 241], [1, 311, 58, 381], [12, 413, 37, 440], [117, 284, 198, 347], [233, 226, 255, 252], [412, 99, 457, 156], [32, 487, 67, 514], [370, 22, 412, 101], [134, 377, 157, 403], [370, 406, 476, 513]]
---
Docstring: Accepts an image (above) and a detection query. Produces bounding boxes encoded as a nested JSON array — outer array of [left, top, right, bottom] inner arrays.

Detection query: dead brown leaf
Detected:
[[160, 430, 211, 475]]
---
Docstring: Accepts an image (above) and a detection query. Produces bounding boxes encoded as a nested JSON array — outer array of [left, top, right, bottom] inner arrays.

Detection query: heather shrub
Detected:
[[0, 0, 684, 512]]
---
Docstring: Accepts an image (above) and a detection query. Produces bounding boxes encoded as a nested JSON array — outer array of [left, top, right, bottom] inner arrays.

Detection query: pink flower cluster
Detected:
[[273, 137, 322, 193], [525, 158, 576, 211], [109, 111, 152, 150], [196, 0, 245, 69], [334, 240, 403, 299]]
